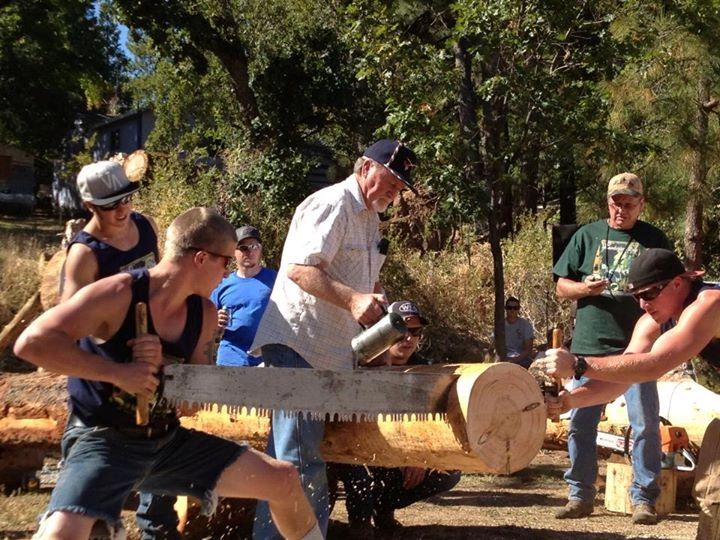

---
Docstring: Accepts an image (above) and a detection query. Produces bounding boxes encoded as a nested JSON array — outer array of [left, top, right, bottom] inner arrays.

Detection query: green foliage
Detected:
[[381, 237, 496, 362], [381, 211, 571, 361], [134, 151, 220, 236], [0, 0, 125, 157]]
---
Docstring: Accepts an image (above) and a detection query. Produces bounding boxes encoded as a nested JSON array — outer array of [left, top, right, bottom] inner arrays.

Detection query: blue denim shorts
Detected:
[[45, 423, 246, 527]]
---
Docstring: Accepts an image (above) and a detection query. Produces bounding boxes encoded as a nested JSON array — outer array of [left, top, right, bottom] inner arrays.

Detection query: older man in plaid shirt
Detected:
[[251, 139, 418, 539]]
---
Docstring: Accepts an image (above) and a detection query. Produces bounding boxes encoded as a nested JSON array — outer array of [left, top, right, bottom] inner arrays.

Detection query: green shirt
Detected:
[[553, 219, 671, 355]]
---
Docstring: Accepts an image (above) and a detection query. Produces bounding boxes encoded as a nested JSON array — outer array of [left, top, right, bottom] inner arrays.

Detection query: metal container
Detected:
[[351, 312, 407, 365]]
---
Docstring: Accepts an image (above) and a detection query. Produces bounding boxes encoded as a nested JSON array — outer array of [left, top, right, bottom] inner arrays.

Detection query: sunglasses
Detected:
[[407, 327, 423, 337], [95, 194, 133, 211], [237, 243, 261, 253], [505, 305, 520, 311], [632, 280, 671, 302], [608, 199, 641, 212], [188, 247, 234, 270]]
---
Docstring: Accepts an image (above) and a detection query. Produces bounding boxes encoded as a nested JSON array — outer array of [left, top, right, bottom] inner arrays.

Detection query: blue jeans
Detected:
[[253, 344, 328, 540], [566, 377, 661, 505], [136, 493, 179, 540]]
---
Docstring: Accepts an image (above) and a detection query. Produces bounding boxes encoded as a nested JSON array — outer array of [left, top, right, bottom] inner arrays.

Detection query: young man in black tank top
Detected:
[[62, 160, 160, 302], [62, 160, 176, 540], [15, 207, 321, 540], [540, 248, 719, 536]]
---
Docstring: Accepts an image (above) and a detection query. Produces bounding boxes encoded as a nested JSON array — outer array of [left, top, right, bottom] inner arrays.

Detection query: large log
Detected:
[[0, 364, 545, 476], [543, 378, 720, 449], [184, 363, 547, 474]]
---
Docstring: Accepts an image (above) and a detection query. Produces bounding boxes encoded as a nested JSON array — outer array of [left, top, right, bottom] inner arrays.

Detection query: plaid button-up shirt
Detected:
[[250, 175, 385, 370]]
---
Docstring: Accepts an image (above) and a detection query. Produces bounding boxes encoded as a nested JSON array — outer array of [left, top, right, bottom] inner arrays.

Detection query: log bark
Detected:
[[39, 250, 65, 311]]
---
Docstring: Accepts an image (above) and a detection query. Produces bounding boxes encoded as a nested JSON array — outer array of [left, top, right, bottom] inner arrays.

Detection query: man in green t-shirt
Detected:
[[552, 172, 671, 525]]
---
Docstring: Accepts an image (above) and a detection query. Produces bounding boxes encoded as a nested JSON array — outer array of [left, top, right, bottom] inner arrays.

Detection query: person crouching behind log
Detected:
[[14, 207, 321, 540], [327, 301, 461, 536]]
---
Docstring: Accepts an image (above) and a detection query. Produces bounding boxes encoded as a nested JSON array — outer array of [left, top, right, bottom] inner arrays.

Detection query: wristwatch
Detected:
[[574, 355, 588, 380]]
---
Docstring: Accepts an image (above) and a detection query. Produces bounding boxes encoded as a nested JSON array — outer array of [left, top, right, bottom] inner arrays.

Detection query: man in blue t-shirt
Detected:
[[210, 225, 277, 366]]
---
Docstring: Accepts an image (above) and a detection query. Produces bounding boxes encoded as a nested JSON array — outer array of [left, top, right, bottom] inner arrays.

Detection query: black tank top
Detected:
[[661, 281, 720, 370], [68, 212, 159, 277], [68, 268, 204, 427]]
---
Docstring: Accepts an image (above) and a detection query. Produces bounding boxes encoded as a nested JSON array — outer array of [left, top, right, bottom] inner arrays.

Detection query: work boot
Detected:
[[632, 503, 658, 525], [373, 510, 402, 531], [555, 500, 594, 519]]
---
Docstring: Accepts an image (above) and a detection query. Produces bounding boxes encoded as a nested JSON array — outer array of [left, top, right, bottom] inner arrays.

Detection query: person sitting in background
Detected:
[[328, 301, 461, 536], [211, 225, 277, 366], [499, 297, 535, 369]]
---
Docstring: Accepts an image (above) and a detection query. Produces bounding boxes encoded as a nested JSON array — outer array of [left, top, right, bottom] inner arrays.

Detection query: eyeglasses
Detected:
[[407, 327, 423, 337], [188, 247, 234, 270], [95, 194, 133, 211], [633, 280, 671, 302], [608, 199, 641, 212], [237, 243, 261, 253], [505, 306, 520, 311]]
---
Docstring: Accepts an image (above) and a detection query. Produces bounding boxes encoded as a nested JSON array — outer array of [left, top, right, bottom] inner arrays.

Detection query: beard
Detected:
[[371, 199, 390, 213]]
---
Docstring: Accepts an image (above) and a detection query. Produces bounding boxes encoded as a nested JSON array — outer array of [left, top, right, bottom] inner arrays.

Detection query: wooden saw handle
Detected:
[[135, 302, 150, 426]]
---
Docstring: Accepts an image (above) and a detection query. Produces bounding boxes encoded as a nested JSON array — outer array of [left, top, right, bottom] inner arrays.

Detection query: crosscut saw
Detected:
[[162, 364, 457, 421]]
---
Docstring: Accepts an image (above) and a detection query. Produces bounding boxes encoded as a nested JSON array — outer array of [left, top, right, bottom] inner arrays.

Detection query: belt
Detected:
[[67, 414, 178, 440]]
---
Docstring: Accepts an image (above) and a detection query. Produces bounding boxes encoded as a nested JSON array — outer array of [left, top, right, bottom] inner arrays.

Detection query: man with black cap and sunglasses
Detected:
[[540, 248, 717, 535], [211, 225, 277, 367], [551, 172, 671, 525], [250, 139, 418, 539]]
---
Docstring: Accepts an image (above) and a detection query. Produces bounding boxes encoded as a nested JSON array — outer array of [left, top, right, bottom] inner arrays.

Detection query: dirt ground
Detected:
[[0, 450, 698, 540]]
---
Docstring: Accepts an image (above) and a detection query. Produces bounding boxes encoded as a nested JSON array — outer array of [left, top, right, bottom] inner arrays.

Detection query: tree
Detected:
[[0, 0, 125, 157], [344, 0, 624, 354], [604, 0, 720, 270]]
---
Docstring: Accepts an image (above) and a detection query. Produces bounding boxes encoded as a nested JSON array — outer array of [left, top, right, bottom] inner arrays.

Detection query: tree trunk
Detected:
[[480, 53, 509, 359], [558, 153, 577, 225], [454, 38, 509, 357], [684, 77, 710, 270]]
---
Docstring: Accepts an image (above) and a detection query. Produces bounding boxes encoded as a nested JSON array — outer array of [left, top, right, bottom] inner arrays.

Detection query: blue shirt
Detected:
[[211, 267, 277, 366]]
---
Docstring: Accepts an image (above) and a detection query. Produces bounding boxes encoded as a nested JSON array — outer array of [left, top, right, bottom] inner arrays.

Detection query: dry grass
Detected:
[[0, 232, 47, 328]]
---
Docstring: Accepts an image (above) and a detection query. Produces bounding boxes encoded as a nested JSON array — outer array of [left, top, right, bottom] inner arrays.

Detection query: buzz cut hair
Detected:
[[164, 207, 236, 260]]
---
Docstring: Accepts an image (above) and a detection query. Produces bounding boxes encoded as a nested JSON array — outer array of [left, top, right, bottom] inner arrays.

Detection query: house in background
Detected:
[[92, 109, 155, 160], [0, 143, 36, 214]]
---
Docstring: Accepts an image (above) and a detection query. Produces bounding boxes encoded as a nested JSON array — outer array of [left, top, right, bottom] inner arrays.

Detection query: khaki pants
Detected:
[[695, 418, 720, 539]]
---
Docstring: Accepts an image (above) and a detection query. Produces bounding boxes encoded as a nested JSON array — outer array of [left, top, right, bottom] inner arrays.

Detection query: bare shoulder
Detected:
[[685, 287, 720, 317], [65, 241, 97, 268], [40, 273, 134, 340]]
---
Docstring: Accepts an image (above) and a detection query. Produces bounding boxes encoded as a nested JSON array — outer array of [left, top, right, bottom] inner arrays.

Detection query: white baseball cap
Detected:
[[77, 161, 140, 205]]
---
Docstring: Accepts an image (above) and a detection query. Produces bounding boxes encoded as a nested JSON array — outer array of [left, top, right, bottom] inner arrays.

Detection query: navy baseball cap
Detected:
[[363, 139, 418, 194], [388, 300, 429, 325], [235, 225, 261, 243]]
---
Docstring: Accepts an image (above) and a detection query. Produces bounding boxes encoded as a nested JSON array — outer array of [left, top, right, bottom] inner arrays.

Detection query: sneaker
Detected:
[[632, 503, 658, 525], [555, 500, 594, 519]]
